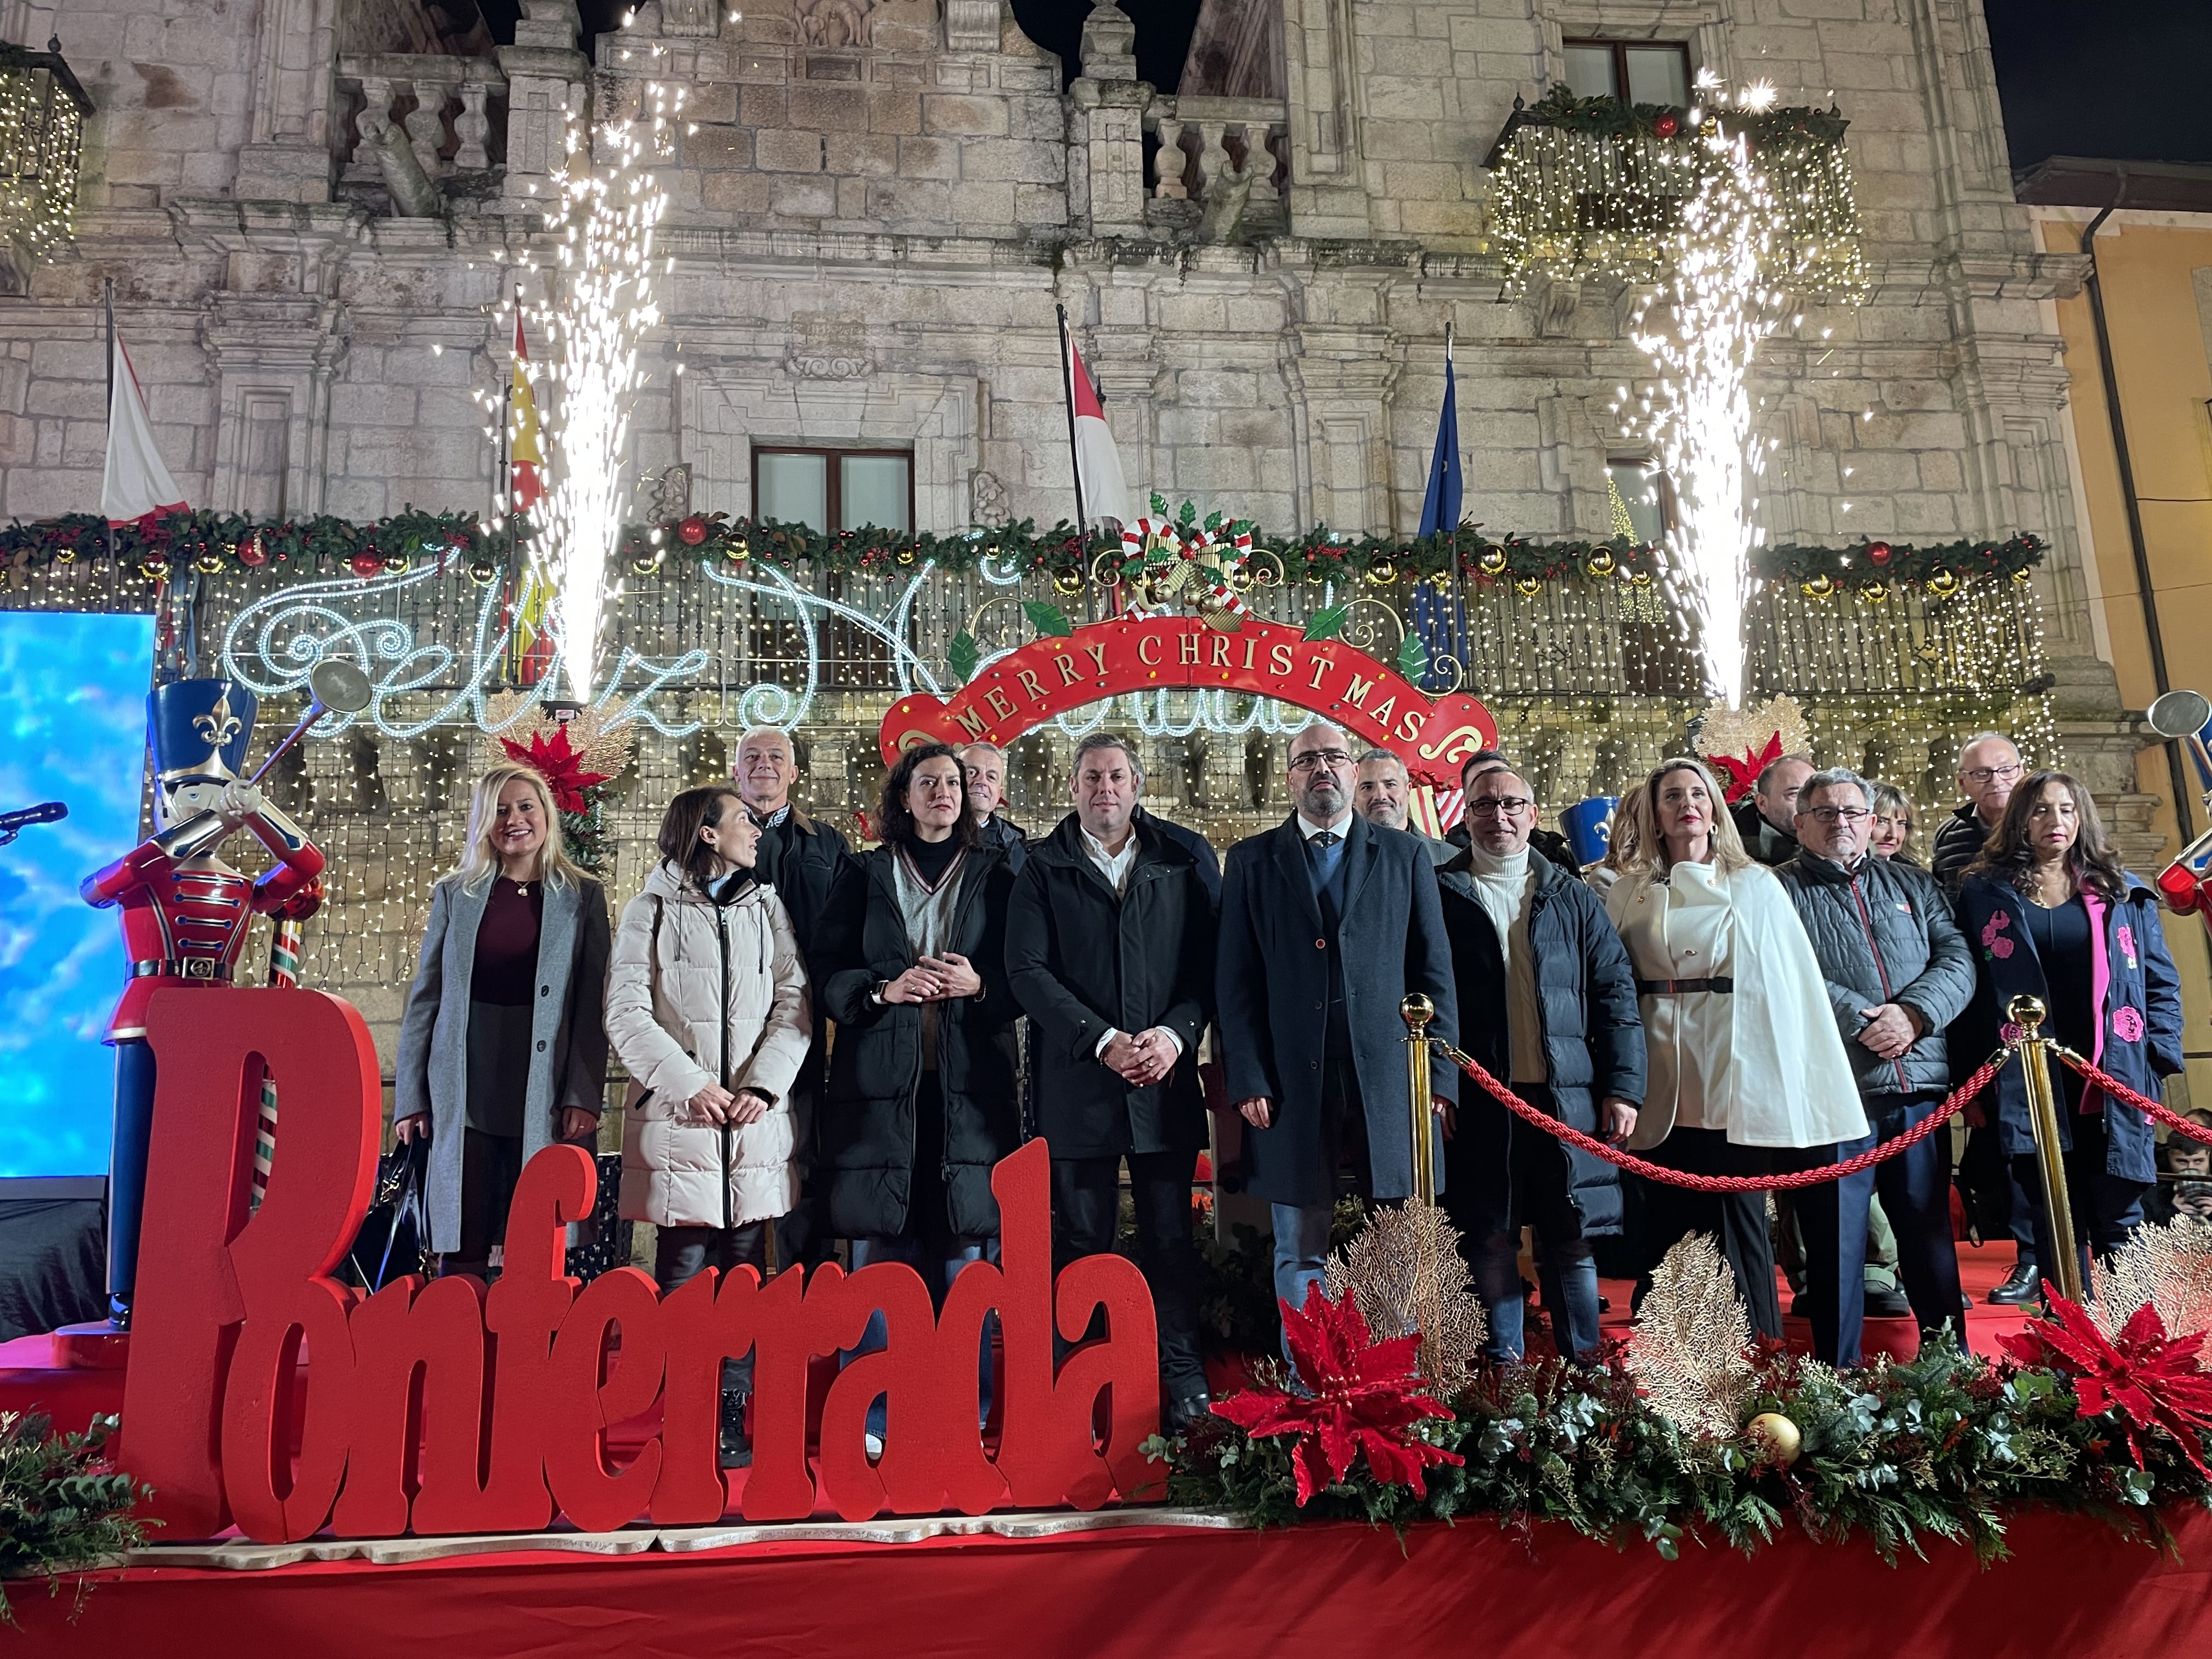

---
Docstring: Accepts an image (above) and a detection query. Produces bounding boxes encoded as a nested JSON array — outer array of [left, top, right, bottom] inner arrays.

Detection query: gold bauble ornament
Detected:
[[1051, 566, 1085, 597], [1747, 1412, 1803, 1465], [1861, 580, 1889, 604], [53, 545, 75, 564], [631, 549, 664, 575], [894, 546, 918, 567], [1227, 561, 1256, 592], [1925, 567, 1958, 598], [1802, 573, 1834, 599], [724, 538, 750, 563], [140, 560, 170, 581], [1515, 575, 1543, 598], [1585, 547, 1616, 579], [1629, 569, 1654, 587], [2012, 567, 2033, 584], [1477, 544, 1509, 576], [1365, 556, 1396, 586], [196, 550, 225, 574]]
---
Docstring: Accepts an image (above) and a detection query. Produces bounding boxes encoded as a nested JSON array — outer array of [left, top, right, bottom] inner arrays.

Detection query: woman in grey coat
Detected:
[[392, 761, 611, 1275]]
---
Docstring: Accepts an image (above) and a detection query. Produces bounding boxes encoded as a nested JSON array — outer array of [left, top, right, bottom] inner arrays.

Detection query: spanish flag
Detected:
[[509, 313, 543, 512]]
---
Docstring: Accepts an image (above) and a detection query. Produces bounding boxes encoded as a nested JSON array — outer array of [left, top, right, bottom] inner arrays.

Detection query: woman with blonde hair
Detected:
[[1604, 757, 1865, 1334], [393, 761, 610, 1278], [605, 783, 811, 1467]]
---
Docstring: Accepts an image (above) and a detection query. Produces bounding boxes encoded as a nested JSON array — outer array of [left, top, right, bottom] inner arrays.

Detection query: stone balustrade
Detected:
[[336, 54, 507, 182], [1141, 93, 1288, 235]]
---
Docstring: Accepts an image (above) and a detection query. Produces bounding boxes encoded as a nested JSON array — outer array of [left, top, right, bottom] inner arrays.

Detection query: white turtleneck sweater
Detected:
[[1466, 843, 1546, 1084]]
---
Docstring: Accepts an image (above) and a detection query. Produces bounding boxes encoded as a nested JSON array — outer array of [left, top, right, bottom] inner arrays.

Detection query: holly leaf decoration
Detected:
[[1304, 605, 1348, 642], [948, 630, 981, 684], [1397, 633, 1429, 683], [1023, 600, 1073, 639], [1149, 492, 1170, 517], [1177, 499, 1198, 528]]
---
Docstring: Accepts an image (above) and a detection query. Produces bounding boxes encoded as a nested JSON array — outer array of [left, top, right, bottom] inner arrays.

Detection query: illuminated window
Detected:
[[1606, 458, 1674, 546], [752, 447, 913, 533], [1561, 40, 1692, 108]]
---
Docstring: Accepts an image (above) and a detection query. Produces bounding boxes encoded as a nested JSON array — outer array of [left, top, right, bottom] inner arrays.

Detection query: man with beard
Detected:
[[1215, 721, 1458, 1357]]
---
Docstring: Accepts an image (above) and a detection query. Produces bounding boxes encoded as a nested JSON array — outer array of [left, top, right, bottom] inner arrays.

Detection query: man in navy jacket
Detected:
[[1216, 721, 1458, 1356]]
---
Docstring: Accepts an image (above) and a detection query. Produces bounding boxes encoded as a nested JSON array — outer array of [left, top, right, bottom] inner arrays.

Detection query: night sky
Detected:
[[534, 0, 2211, 177]]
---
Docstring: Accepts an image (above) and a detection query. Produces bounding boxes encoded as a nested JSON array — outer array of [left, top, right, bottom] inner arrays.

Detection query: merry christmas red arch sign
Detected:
[[878, 615, 1498, 785]]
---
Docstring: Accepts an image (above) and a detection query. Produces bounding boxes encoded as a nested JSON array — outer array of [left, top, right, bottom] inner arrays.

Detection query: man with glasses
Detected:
[[1447, 749, 1582, 875], [1778, 768, 1977, 1363], [1929, 731, 2041, 1304], [1435, 768, 1644, 1362], [1216, 721, 1458, 1355], [1933, 733, 2023, 898]]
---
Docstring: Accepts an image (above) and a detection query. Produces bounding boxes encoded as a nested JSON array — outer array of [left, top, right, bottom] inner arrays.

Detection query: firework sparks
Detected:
[[534, 86, 677, 706], [1628, 114, 1792, 709]]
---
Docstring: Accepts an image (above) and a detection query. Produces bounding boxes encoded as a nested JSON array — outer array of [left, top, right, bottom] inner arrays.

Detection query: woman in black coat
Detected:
[[816, 743, 1018, 1451]]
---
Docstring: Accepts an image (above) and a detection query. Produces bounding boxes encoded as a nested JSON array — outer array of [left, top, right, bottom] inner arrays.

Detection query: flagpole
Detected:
[[104, 278, 115, 571], [1055, 303, 1089, 533]]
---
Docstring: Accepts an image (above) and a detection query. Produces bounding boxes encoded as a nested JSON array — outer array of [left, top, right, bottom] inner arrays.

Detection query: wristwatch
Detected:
[[869, 977, 890, 1007]]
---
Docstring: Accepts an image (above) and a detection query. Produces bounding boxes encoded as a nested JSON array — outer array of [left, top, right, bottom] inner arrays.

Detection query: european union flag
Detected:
[[1418, 349, 1462, 539]]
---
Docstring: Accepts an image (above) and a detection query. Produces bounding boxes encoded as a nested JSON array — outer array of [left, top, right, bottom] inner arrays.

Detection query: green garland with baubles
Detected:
[[0, 507, 2044, 601]]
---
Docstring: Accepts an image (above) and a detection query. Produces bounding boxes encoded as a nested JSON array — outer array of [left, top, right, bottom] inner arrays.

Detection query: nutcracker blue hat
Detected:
[[149, 678, 257, 786]]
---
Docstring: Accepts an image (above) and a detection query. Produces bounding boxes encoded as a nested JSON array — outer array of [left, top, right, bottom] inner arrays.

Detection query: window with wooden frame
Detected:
[[751, 445, 914, 534], [1606, 458, 1676, 546], [1561, 38, 1692, 108]]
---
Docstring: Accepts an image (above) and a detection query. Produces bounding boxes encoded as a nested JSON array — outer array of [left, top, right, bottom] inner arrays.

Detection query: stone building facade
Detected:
[[0, 0, 2162, 1068]]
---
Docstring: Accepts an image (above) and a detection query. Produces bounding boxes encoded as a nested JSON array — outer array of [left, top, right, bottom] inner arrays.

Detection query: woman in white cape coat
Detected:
[[1604, 757, 1865, 1337]]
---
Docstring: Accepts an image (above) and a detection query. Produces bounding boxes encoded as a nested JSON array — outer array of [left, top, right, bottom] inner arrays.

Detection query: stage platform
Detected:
[[12, 1500, 2212, 1658]]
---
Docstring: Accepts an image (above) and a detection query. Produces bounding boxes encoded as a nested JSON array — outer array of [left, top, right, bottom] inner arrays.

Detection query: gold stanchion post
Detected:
[[1401, 993, 1437, 1207], [2008, 994, 2083, 1304]]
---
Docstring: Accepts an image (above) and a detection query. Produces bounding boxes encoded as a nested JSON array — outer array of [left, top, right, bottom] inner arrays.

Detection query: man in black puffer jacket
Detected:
[[1436, 764, 1644, 1364], [1778, 767, 1978, 1365]]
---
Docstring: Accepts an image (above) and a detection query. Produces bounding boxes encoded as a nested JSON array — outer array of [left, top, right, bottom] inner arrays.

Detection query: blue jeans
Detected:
[[843, 1234, 995, 1442], [1469, 1231, 1601, 1364], [1269, 1203, 1336, 1365]]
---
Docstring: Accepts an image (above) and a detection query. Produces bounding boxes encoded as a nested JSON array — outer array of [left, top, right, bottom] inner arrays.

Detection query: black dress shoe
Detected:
[[718, 1387, 754, 1469], [1863, 1285, 1912, 1319], [1164, 1392, 1213, 1434], [1987, 1263, 2041, 1305]]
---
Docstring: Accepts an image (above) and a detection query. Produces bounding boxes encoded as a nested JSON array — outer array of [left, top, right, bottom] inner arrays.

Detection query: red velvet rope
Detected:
[[2051, 1047, 2212, 1147], [1432, 1040, 2010, 1193]]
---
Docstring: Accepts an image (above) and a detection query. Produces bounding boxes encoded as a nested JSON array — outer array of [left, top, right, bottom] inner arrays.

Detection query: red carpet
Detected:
[[12, 1503, 2212, 1658]]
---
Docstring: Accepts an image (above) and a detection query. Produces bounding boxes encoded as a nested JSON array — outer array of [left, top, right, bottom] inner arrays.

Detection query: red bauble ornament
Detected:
[[1653, 111, 1680, 138], [676, 515, 709, 546], [238, 534, 269, 568], [349, 552, 385, 579], [1867, 541, 1892, 567]]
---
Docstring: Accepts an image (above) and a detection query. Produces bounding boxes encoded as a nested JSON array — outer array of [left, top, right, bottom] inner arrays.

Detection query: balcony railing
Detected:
[[1142, 93, 1288, 237]]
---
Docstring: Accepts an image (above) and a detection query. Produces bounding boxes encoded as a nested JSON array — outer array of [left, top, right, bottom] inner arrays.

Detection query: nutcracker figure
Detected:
[[82, 679, 325, 1327]]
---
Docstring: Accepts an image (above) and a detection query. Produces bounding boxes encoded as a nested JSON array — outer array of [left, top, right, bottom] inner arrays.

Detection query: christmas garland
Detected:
[[1507, 86, 1851, 149], [0, 506, 2045, 599]]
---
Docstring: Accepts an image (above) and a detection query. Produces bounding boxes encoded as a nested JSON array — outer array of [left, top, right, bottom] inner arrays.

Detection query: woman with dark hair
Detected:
[[393, 762, 609, 1279], [604, 783, 811, 1466], [817, 743, 1020, 1454], [1959, 770, 2183, 1284]]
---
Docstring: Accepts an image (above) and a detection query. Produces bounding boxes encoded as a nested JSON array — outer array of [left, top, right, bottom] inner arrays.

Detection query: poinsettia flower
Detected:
[[1211, 1282, 1463, 1505], [2000, 1293, 2212, 1475], [1710, 734, 1782, 804], [499, 726, 613, 814]]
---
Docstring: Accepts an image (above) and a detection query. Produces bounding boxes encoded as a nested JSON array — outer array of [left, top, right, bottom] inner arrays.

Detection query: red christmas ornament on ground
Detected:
[[1211, 1283, 1462, 1506], [677, 515, 709, 546], [349, 552, 384, 579], [1867, 541, 1892, 566], [1653, 111, 1679, 138]]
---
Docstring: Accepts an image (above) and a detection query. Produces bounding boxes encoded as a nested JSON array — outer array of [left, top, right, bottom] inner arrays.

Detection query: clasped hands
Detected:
[[1855, 1002, 1925, 1062], [879, 951, 984, 1005], [683, 1083, 774, 1126], [1102, 1028, 1180, 1087]]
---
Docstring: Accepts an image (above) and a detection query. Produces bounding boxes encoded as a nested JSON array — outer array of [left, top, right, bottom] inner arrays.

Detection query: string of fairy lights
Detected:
[[0, 49, 83, 264]]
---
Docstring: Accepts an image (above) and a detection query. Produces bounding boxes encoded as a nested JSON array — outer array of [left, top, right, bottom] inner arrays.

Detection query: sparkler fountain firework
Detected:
[[534, 86, 677, 707]]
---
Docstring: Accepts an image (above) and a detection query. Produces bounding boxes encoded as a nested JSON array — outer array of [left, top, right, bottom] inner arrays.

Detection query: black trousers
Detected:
[[448, 1128, 525, 1275], [1052, 1148, 1207, 1402], [1779, 1093, 1966, 1365], [2011, 1109, 2148, 1293], [1638, 1127, 1782, 1341]]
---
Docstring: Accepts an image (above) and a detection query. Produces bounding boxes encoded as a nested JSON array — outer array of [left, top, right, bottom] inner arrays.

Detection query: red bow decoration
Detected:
[[2000, 1293, 2212, 1476], [499, 726, 612, 814], [1211, 1282, 1463, 1505], [1710, 732, 1783, 804]]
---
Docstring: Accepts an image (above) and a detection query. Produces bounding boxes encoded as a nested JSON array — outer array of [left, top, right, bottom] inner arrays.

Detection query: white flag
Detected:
[[101, 330, 186, 524], [1065, 334, 1134, 527]]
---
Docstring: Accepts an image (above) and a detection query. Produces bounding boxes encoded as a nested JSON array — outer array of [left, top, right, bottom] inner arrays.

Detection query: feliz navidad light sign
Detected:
[[120, 988, 1165, 1542], [880, 613, 1500, 781]]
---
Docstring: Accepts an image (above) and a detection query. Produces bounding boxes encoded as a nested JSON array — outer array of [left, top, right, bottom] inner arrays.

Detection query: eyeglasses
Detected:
[[1468, 795, 1533, 817], [1803, 806, 1870, 824], [1962, 762, 2022, 786], [1289, 749, 1353, 773]]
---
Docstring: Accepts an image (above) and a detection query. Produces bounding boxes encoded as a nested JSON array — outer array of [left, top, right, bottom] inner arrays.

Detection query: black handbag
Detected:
[[345, 1139, 433, 1290]]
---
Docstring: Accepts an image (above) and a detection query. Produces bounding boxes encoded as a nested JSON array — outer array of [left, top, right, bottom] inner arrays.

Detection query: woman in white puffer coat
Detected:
[[605, 783, 811, 1467]]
